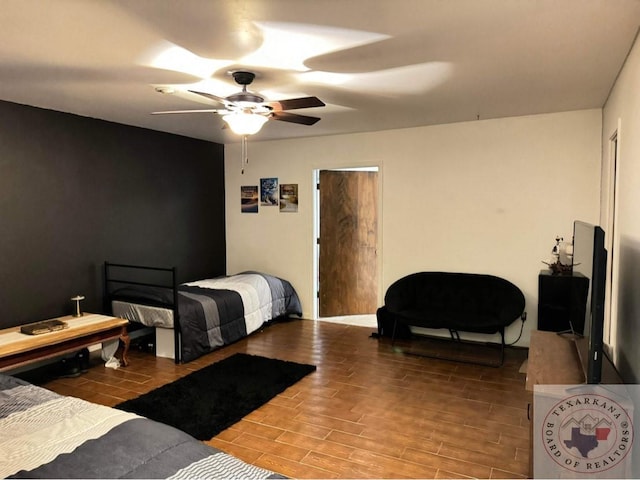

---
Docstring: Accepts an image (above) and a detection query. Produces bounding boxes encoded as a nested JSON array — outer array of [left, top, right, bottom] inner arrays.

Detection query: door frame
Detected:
[[601, 121, 621, 356], [312, 165, 383, 320]]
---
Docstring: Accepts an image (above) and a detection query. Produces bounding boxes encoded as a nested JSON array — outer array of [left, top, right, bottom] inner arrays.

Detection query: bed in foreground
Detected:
[[104, 262, 303, 363], [0, 373, 283, 479]]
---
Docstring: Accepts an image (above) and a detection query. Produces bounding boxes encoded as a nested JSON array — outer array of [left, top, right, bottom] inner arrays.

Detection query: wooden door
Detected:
[[319, 170, 378, 317]]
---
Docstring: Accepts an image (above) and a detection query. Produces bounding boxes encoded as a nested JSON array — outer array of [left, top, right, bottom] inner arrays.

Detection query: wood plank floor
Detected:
[[35, 319, 532, 479]]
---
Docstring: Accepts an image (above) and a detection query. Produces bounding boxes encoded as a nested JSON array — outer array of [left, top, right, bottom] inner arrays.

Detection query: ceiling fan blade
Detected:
[[271, 111, 321, 126], [188, 89, 231, 106], [152, 109, 222, 115], [265, 96, 325, 111]]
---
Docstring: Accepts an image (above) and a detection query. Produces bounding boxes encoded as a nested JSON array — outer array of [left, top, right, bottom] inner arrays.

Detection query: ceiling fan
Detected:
[[153, 71, 325, 135]]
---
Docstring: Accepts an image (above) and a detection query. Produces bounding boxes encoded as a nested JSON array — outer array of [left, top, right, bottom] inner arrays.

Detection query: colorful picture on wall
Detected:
[[241, 185, 259, 213], [280, 184, 298, 212], [260, 177, 279, 206]]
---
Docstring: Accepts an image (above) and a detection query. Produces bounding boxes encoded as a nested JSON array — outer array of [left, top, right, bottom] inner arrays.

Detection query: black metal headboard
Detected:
[[104, 261, 181, 363]]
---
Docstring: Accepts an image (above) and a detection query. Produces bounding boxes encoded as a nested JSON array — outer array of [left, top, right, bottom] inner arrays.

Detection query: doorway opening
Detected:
[[313, 167, 380, 327]]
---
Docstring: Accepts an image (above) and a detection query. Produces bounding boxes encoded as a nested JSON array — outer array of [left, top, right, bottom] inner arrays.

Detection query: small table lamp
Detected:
[[71, 295, 85, 317]]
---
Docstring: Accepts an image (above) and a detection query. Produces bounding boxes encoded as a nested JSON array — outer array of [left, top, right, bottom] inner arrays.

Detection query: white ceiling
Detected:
[[1, 0, 639, 144]]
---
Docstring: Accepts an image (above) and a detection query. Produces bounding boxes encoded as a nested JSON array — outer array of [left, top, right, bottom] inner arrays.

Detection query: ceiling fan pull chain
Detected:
[[241, 135, 249, 174]]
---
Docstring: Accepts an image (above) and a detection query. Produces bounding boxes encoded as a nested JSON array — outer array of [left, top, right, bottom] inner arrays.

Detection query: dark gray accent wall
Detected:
[[0, 100, 225, 327]]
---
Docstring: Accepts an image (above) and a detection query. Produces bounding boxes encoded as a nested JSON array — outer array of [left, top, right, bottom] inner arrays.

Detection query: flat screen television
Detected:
[[572, 220, 607, 384]]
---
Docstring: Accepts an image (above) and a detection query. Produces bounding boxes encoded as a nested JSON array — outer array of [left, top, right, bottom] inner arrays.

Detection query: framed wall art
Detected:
[[260, 178, 279, 206], [241, 185, 258, 213], [279, 183, 298, 212]]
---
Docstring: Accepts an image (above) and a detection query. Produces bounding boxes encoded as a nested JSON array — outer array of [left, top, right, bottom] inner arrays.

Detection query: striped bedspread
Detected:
[[112, 271, 302, 363], [0, 374, 284, 479]]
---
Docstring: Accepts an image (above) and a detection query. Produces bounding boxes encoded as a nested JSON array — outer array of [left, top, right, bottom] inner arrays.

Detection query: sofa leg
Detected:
[[391, 319, 398, 346], [498, 329, 505, 367]]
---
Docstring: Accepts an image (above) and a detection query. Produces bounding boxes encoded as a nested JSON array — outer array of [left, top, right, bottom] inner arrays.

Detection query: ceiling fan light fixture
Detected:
[[222, 111, 268, 135]]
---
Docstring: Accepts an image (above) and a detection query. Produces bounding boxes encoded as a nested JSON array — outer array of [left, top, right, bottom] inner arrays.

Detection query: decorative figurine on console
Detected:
[[542, 236, 573, 275], [71, 295, 85, 317]]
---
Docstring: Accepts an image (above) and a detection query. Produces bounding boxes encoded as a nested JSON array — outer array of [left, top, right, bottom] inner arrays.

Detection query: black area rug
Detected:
[[115, 353, 316, 440]]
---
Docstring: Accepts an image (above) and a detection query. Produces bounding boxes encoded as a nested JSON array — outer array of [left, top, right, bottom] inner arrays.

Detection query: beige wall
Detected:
[[225, 109, 602, 346], [602, 33, 640, 382]]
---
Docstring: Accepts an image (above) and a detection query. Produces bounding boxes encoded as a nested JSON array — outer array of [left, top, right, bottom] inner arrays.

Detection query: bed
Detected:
[[0, 373, 284, 479], [104, 262, 302, 363]]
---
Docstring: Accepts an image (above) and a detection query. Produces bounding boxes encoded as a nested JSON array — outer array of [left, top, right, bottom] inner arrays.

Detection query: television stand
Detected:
[[526, 330, 584, 388], [526, 330, 621, 389], [525, 329, 622, 477]]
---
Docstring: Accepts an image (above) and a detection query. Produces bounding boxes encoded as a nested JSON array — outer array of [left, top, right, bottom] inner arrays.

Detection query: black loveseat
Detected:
[[376, 272, 526, 366]]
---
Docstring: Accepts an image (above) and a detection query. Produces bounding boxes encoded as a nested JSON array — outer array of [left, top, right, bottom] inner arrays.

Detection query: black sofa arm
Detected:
[[383, 273, 422, 312], [497, 286, 526, 325]]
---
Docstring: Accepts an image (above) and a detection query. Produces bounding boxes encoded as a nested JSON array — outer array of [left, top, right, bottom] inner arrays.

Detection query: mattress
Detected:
[[112, 300, 174, 329]]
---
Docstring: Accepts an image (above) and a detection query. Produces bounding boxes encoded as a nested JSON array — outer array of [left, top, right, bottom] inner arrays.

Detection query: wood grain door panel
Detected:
[[319, 170, 378, 317]]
